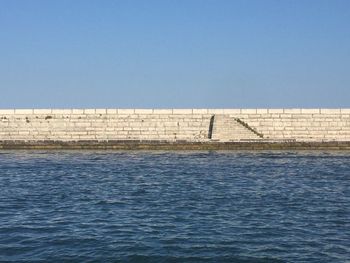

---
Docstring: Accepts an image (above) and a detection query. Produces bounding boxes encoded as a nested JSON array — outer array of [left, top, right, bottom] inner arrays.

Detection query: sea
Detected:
[[0, 151, 349, 262]]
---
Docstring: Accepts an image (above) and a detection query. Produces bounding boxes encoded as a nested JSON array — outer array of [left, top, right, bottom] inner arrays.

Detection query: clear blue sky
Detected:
[[1, 0, 349, 108]]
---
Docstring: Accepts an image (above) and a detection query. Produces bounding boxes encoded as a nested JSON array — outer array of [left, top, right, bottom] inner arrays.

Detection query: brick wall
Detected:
[[0, 109, 211, 141], [0, 109, 349, 142], [228, 109, 350, 141]]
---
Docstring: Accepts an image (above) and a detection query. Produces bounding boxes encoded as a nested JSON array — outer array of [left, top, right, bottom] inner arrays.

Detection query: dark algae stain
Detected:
[[0, 151, 349, 262]]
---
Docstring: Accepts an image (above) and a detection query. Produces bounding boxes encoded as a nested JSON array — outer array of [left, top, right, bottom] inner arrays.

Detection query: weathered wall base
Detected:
[[1, 140, 350, 150]]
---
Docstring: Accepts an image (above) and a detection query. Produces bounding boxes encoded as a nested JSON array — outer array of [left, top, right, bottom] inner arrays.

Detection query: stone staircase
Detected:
[[210, 115, 263, 141]]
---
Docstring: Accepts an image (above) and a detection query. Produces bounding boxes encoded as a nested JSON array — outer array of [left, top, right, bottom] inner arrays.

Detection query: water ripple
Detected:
[[0, 151, 349, 262]]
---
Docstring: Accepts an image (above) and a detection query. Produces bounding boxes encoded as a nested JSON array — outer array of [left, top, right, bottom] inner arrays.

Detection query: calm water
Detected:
[[0, 151, 349, 263]]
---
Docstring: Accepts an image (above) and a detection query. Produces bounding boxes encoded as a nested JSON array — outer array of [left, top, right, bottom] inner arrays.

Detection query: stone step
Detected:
[[211, 115, 262, 141]]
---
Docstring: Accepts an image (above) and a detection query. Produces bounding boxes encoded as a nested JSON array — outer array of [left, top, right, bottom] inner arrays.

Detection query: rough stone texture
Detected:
[[0, 140, 349, 150], [0, 109, 349, 144], [211, 115, 260, 141], [232, 109, 350, 141], [0, 110, 211, 141]]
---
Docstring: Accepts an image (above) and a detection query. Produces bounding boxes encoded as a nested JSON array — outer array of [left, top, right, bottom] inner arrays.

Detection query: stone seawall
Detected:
[[0, 109, 349, 149]]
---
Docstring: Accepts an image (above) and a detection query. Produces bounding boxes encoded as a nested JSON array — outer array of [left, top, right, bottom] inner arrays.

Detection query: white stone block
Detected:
[[33, 109, 52, 114], [192, 109, 208, 114], [52, 109, 72, 114], [71, 109, 85, 114], [241, 109, 257, 114], [320, 109, 341, 114], [83, 109, 96, 114], [207, 109, 224, 114], [106, 109, 118, 114], [301, 109, 320, 114], [153, 109, 173, 114], [95, 109, 107, 114], [256, 109, 268, 114], [0, 109, 15, 114], [279, 114, 292, 119], [15, 109, 33, 114], [283, 109, 301, 114], [223, 109, 241, 114], [268, 109, 284, 114], [172, 109, 193, 114], [117, 109, 135, 114], [134, 109, 153, 114], [74, 122, 91, 127]]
